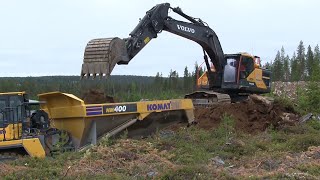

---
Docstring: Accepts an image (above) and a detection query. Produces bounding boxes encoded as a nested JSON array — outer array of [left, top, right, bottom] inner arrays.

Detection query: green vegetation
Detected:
[[3, 115, 320, 179], [297, 81, 320, 114]]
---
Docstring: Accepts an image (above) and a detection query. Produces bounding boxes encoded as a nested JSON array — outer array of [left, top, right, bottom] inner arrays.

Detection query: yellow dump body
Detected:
[[39, 92, 194, 149]]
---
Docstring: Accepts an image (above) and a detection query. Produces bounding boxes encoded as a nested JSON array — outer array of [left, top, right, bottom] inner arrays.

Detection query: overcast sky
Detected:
[[0, 0, 319, 77]]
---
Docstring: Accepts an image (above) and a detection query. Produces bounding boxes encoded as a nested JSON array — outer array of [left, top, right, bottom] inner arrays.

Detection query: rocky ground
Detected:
[[273, 81, 307, 100]]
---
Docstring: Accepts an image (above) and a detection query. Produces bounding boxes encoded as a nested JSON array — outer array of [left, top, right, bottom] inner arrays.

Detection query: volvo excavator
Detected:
[[81, 3, 271, 105]]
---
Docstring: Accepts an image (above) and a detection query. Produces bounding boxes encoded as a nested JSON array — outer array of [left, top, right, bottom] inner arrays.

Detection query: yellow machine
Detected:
[[0, 91, 194, 158], [0, 92, 46, 158], [39, 92, 194, 150]]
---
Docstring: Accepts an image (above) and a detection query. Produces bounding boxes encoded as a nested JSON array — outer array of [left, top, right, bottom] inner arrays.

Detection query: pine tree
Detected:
[[272, 51, 282, 81], [296, 41, 306, 80], [280, 46, 286, 78], [183, 66, 191, 92], [315, 45, 320, 64], [168, 69, 179, 90], [283, 55, 290, 81], [263, 62, 272, 70], [312, 45, 320, 81], [154, 72, 162, 92], [306, 45, 314, 79], [291, 52, 299, 81]]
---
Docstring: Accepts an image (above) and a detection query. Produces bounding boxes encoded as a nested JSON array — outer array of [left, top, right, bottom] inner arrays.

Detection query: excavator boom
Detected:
[[81, 3, 225, 88], [81, 3, 271, 104]]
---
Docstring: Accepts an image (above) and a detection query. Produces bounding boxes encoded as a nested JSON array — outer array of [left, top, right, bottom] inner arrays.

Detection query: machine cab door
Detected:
[[238, 55, 254, 81], [222, 54, 255, 89], [0, 97, 8, 129], [222, 55, 240, 89], [237, 55, 269, 92]]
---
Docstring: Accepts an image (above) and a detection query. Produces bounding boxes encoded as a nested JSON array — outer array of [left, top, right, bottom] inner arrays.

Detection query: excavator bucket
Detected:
[[81, 37, 129, 79]]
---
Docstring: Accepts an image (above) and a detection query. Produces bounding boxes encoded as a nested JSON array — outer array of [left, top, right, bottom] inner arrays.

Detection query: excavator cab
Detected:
[[197, 53, 271, 94], [222, 53, 271, 94]]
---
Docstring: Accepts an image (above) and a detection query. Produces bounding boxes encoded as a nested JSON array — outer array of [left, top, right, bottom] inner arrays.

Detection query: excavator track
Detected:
[[81, 37, 128, 79], [185, 91, 231, 107]]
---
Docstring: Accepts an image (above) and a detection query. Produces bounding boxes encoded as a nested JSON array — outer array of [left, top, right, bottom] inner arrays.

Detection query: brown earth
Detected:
[[0, 164, 27, 174], [194, 95, 299, 134], [213, 145, 320, 179], [67, 139, 176, 178], [82, 89, 115, 104]]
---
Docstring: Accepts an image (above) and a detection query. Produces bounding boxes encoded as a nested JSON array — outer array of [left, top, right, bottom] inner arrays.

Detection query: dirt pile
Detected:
[[194, 95, 299, 133], [82, 89, 115, 104]]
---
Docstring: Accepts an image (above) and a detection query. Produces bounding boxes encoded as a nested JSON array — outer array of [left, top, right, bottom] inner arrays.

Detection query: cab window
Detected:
[[0, 99, 7, 128], [240, 56, 254, 78], [9, 96, 23, 123], [224, 58, 237, 82]]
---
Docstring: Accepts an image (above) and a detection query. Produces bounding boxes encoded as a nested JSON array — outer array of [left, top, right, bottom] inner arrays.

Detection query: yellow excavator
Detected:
[[81, 3, 271, 105]]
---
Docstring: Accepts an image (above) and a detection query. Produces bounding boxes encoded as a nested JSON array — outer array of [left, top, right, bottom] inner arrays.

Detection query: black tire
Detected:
[[31, 110, 50, 130]]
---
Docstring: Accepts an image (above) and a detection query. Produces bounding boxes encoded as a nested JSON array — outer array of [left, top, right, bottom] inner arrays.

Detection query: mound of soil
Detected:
[[194, 95, 299, 134], [82, 89, 115, 104]]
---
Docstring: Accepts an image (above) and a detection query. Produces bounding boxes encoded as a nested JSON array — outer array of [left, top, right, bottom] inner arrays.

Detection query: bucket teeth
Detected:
[[81, 37, 128, 79]]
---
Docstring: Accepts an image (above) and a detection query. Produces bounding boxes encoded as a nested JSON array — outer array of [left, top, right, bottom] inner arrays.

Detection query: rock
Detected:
[[249, 94, 273, 106], [147, 171, 157, 177], [314, 114, 320, 121], [159, 130, 175, 138], [211, 156, 225, 166], [229, 139, 246, 147], [299, 113, 313, 123]]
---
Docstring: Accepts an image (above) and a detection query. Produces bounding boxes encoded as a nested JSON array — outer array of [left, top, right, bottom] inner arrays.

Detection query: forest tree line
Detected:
[[0, 66, 201, 102], [266, 41, 320, 81], [0, 40, 319, 102]]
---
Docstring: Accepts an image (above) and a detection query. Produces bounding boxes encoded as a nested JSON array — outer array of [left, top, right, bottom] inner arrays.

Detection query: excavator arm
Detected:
[[81, 3, 225, 88]]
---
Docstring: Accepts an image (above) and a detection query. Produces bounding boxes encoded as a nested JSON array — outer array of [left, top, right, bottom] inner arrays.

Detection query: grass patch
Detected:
[[4, 112, 320, 179], [297, 164, 320, 176]]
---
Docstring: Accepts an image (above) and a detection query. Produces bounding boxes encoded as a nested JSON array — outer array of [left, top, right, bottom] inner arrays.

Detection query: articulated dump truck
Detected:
[[0, 92, 194, 158]]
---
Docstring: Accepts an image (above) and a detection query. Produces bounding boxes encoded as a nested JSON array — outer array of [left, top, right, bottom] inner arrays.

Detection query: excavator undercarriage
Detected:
[[185, 91, 231, 107]]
